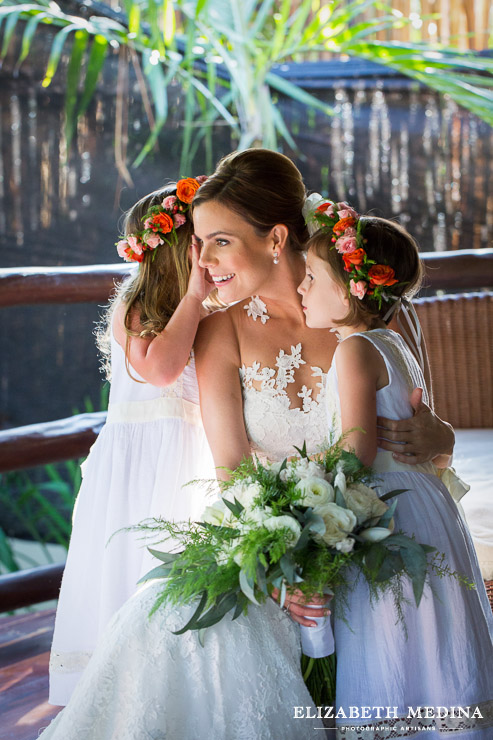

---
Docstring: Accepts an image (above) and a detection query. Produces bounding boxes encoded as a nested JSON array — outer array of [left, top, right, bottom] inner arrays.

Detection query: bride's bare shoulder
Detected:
[[195, 304, 242, 363]]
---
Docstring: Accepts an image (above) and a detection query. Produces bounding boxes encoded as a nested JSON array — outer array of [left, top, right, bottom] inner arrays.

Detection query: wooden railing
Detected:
[[0, 248, 492, 611]]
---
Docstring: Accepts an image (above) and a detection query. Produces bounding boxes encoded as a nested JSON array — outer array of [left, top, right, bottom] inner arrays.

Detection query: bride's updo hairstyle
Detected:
[[192, 148, 309, 252]]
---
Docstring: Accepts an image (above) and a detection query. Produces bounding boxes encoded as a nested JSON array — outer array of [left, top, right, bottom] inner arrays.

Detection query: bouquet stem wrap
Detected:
[[300, 604, 334, 658]]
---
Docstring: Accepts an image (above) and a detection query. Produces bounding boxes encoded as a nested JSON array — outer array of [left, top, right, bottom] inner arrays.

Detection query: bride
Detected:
[[39, 149, 456, 739]]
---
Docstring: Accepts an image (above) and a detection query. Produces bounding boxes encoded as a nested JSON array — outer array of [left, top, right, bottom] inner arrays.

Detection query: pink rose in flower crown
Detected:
[[343, 226, 357, 238], [117, 239, 144, 263], [173, 213, 187, 228], [195, 175, 208, 184], [162, 195, 177, 210], [127, 235, 144, 254], [144, 233, 163, 249], [117, 239, 131, 261], [335, 235, 358, 254], [337, 205, 358, 220], [350, 279, 367, 299], [144, 218, 153, 230]]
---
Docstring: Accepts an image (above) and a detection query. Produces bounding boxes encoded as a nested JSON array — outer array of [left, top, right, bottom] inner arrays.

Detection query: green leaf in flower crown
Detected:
[[376, 499, 397, 529], [147, 548, 183, 563], [379, 488, 410, 503], [400, 546, 428, 607], [172, 591, 208, 635], [240, 568, 260, 605]]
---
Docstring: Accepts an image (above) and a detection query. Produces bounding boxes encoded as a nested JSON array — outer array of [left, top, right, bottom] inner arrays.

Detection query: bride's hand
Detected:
[[377, 387, 455, 465], [271, 587, 331, 627]]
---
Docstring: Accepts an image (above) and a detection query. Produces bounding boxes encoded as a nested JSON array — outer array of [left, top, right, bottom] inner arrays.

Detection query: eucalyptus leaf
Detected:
[[147, 548, 183, 563], [239, 568, 259, 605], [172, 591, 208, 635], [137, 563, 172, 583]]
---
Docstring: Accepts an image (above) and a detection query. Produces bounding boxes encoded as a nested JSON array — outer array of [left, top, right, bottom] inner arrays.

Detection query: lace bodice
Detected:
[[239, 343, 329, 462]]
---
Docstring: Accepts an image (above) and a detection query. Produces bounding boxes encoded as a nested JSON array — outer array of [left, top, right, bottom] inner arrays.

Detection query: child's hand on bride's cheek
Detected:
[[270, 587, 331, 628]]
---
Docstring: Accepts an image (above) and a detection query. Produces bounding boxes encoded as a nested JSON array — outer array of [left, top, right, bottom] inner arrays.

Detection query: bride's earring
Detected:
[[273, 251, 279, 265]]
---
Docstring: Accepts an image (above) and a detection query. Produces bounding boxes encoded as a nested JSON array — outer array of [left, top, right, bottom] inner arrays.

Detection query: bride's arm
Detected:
[[377, 388, 454, 466], [195, 309, 251, 480]]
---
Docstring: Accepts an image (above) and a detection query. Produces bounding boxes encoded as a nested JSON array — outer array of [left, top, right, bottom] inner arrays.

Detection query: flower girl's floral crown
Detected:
[[303, 194, 405, 310], [116, 176, 207, 263]]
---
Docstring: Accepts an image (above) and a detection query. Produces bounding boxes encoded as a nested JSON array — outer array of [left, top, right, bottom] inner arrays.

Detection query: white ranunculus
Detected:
[[279, 457, 326, 483], [313, 502, 357, 547], [334, 471, 347, 495], [263, 515, 302, 546], [294, 477, 335, 508], [335, 537, 355, 553], [293, 458, 326, 481], [343, 483, 389, 525], [359, 526, 393, 543]]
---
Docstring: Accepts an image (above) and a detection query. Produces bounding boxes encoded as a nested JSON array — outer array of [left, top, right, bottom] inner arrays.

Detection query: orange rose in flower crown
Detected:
[[342, 248, 366, 272], [368, 265, 399, 287], [176, 177, 201, 204], [115, 176, 207, 262]]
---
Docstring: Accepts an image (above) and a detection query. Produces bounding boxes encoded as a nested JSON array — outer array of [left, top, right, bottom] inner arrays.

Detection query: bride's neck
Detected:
[[253, 250, 306, 321]]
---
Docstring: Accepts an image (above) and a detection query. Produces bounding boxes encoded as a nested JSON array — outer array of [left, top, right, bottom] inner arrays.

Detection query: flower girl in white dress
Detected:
[[297, 201, 493, 739], [49, 178, 217, 705]]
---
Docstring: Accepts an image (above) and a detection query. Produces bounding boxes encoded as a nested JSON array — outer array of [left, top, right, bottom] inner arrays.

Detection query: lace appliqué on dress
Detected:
[[243, 296, 270, 324], [239, 344, 328, 463]]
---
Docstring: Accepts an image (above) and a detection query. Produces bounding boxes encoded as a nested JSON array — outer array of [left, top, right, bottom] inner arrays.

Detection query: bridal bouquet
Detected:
[[136, 441, 467, 704]]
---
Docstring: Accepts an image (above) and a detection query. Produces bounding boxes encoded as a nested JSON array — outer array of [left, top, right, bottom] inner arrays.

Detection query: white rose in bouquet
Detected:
[[294, 477, 335, 508], [343, 483, 389, 525], [264, 515, 302, 546], [313, 502, 357, 547]]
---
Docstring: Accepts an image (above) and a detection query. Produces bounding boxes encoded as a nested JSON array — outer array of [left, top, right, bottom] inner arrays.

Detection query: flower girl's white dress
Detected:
[[327, 329, 493, 740], [49, 325, 216, 705], [41, 343, 329, 739]]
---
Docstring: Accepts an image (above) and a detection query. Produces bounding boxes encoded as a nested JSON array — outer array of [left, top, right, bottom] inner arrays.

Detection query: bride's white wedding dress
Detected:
[[39, 343, 328, 740]]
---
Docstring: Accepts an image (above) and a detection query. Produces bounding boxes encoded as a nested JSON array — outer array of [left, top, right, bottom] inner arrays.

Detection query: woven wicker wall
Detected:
[[415, 292, 493, 428]]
